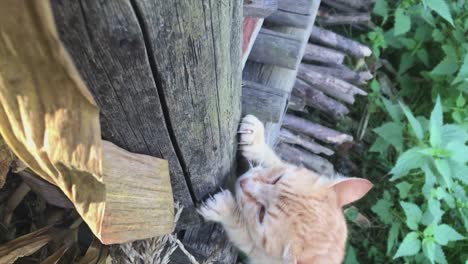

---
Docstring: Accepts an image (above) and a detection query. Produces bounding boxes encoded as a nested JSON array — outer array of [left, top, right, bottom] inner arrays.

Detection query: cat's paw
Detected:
[[239, 115, 266, 161], [198, 190, 236, 223]]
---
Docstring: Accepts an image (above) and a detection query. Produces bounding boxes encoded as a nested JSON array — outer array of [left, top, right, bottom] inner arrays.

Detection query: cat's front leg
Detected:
[[198, 190, 255, 254], [238, 115, 283, 167]]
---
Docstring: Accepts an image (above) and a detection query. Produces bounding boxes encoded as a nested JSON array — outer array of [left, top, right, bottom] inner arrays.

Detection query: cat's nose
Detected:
[[239, 179, 248, 189]]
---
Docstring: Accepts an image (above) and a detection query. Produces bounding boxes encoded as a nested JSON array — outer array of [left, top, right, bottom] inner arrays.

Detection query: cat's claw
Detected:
[[238, 115, 266, 161], [197, 190, 236, 223]]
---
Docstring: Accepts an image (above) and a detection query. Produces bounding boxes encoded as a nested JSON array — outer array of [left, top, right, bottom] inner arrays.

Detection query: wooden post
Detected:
[[244, 0, 278, 18], [52, 0, 241, 261]]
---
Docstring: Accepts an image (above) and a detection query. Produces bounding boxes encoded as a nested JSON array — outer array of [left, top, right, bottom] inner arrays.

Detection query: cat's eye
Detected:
[[272, 175, 282, 185], [258, 206, 265, 223]]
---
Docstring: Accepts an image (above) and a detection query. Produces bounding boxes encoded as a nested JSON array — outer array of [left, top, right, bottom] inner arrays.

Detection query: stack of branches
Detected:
[[277, 0, 375, 184]]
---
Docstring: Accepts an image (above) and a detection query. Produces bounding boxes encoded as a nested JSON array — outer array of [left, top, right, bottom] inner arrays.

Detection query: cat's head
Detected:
[[235, 164, 372, 263]]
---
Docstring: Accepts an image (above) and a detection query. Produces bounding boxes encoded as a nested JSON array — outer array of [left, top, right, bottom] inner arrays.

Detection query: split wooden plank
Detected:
[[244, 0, 278, 18], [317, 11, 371, 26], [293, 78, 350, 119], [302, 43, 345, 64], [298, 64, 367, 104], [310, 26, 372, 58], [283, 114, 353, 145], [249, 28, 302, 70], [276, 142, 335, 177], [278, 0, 315, 15], [242, 80, 288, 123], [279, 128, 334, 156]]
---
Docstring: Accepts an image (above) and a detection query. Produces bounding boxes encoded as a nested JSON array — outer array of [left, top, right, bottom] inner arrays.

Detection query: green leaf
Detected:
[[396, 182, 412, 199], [428, 198, 444, 223], [449, 161, 468, 185], [456, 93, 466, 107], [417, 49, 430, 67], [422, 238, 436, 264], [390, 147, 428, 180], [399, 102, 424, 140], [373, 0, 388, 22], [382, 97, 403, 122], [344, 245, 360, 264], [422, 165, 437, 198], [434, 158, 453, 188], [370, 137, 390, 153], [387, 222, 400, 255], [434, 224, 465, 245], [446, 141, 468, 163], [372, 198, 394, 225], [431, 56, 458, 75], [394, 232, 421, 259], [345, 207, 359, 222], [434, 244, 448, 264], [399, 52, 415, 75], [374, 122, 404, 151], [430, 96, 443, 147], [400, 202, 423, 230], [394, 8, 411, 36], [424, 0, 454, 26], [453, 54, 468, 84], [441, 124, 468, 144]]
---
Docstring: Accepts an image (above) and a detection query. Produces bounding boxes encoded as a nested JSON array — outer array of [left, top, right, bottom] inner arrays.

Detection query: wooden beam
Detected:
[[242, 17, 264, 68], [242, 80, 288, 123], [302, 43, 346, 64], [265, 10, 310, 28], [249, 28, 302, 70], [310, 26, 372, 58], [278, 0, 315, 15], [244, 0, 278, 18]]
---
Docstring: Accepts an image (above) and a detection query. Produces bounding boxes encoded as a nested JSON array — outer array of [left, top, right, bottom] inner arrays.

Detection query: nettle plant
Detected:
[[368, 0, 468, 124], [371, 96, 467, 263]]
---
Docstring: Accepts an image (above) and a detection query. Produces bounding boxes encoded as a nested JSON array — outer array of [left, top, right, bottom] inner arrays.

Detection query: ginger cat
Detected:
[[198, 115, 373, 264]]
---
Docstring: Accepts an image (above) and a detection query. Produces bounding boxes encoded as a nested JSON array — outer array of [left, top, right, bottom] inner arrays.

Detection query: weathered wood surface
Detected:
[[310, 26, 372, 58], [279, 128, 334, 156], [266, 10, 310, 28], [298, 64, 367, 104], [317, 12, 371, 26], [52, 0, 241, 260], [293, 79, 349, 119], [302, 43, 345, 64], [242, 81, 288, 123], [302, 64, 372, 85], [283, 114, 353, 144], [276, 142, 334, 177], [278, 0, 315, 15], [249, 29, 302, 69], [244, 0, 278, 18], [244, 0, 321, 146]]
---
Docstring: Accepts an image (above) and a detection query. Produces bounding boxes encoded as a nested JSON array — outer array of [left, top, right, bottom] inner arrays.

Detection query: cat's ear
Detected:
[[331, 178, 373, 207]]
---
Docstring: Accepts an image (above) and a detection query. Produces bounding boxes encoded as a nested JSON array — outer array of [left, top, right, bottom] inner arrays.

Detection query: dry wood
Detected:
[[321, 0, 359, 13], [0, 1, 174, 244], [243, 0, 321, 145], [76, 239, 109, 264], [288, 91, 307, 112], [317, 12, 371, 26], [310, 26, 372, 58], [249, 28, 302, 69], [301, 64, 372, 85], [283, 114, 353, 144], [265, 10, 310, 28], [276, 143, 334, 177], [331, 0, 372, 10], [242, 80, 288, 123], [0, 225, 69, 264], [244, 0, 278, 18], [277, 0, 315, 15], [293, 79, 350, 119], [243, 18, 265, 68], [40, 243, 72, 264], [2, 182, 30, 225], [279, 128, 334, 156], [302, 43, 345, 64], [298, 64, 367, 104], [19, 170, 74, 209]]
